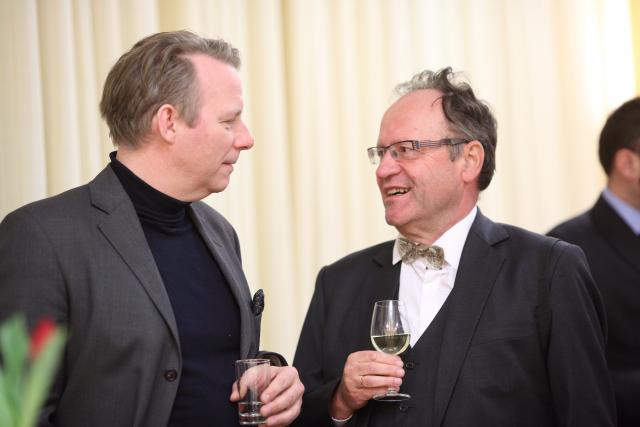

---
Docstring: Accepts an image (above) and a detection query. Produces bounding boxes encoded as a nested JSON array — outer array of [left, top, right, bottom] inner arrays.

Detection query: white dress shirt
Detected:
[[396, 207, 477, 347]]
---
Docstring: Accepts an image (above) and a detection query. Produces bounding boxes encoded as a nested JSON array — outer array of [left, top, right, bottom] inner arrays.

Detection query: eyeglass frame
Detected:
[[366, 138, 470, 164]]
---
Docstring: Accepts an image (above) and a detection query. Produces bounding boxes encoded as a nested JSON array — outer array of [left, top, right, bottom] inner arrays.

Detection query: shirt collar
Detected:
[[602, 187, 640, 234], [393, 206, 478, 268]]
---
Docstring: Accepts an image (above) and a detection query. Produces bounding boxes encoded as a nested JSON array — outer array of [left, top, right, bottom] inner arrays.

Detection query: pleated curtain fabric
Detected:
[[0, 0, 636, 359]]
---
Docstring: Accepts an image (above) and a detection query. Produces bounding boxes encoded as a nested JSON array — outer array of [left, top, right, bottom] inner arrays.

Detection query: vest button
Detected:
[[405, 361, 416, 369], [398, 403, 409, 412], [164, 369, 178, 382]]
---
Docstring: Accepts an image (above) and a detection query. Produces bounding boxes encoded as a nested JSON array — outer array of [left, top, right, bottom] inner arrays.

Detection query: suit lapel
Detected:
[[357, 242, 401, 351], [90, 167, 181, 350], [591, 196, 640, 275], [352, 242, 400, 427], [433, 212, 507, 426], [189, 203, 255, 358]]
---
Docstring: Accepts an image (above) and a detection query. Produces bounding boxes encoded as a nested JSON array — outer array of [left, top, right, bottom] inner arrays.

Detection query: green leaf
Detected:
[[0, 315, 28, 417], [17, 328, 66, 427], [0, 369, 16, 427]]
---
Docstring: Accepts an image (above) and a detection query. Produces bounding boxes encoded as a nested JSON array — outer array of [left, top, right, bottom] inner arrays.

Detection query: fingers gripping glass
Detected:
[[367, 139, 469, 164], [235, 359, 271, 425]]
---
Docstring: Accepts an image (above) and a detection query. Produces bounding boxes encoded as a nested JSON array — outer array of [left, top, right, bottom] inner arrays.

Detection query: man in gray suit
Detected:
[[293, 68, 616, 426], [0, 31, 303, 426]]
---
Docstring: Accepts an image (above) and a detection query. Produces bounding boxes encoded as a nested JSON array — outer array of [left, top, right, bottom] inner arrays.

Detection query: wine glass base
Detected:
[[373, 392, 411, 402]]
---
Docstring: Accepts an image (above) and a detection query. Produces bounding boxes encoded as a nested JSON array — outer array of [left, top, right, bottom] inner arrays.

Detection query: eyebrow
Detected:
[[221, 108, 243, 120]]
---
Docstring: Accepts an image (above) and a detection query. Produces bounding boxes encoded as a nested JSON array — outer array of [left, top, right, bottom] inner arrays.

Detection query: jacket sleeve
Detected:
[[545, 241, 617, 426], [291, 267, 343, 427], [0, 208, 67, 427], [256, 351, 288, 367]]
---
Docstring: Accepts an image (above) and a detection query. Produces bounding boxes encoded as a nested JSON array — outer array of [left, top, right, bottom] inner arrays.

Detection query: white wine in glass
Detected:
[[370, 300, 411, 401]]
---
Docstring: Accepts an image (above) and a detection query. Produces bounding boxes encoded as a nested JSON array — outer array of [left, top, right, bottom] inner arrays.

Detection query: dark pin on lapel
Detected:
[[252, 289, 264, 315]]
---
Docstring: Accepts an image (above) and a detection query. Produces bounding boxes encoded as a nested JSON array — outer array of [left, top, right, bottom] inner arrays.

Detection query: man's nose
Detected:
[[376, 150, 399, 178], [236, 121, 254, 150]]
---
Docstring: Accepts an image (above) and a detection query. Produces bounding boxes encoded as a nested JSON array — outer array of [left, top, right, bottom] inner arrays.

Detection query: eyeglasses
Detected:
[[366, 139, 470, 164]]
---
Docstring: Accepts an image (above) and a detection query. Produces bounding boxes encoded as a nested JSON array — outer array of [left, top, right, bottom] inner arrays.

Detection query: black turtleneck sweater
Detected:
[[110, 153, 241, 426]]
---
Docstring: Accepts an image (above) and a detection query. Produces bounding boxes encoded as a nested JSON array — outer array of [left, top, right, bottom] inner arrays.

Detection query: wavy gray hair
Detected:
[[395, 67, 497, 191]]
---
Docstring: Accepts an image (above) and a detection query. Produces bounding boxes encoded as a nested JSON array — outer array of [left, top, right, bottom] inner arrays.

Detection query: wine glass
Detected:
[[370, 299, 411, 401]]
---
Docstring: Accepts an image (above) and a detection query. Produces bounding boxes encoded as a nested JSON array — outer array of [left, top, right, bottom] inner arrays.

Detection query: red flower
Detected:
[[29, 318, 56, 359]]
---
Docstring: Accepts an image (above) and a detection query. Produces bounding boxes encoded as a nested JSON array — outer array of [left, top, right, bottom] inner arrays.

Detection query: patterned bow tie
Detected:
[[397, 237, 445, 270]]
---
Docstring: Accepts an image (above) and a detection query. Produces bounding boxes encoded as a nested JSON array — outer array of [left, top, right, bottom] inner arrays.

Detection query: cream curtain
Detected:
[[0, 0, 636, 361], [632, 0, 640, 92]]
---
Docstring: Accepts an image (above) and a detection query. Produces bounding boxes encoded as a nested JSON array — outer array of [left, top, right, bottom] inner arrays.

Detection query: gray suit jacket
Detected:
[[0, 166, 261, 426]]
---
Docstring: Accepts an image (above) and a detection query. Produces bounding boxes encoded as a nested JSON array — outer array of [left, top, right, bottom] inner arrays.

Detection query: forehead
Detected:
[[379, 89, 450, 140], [189, 53, 243, 99]]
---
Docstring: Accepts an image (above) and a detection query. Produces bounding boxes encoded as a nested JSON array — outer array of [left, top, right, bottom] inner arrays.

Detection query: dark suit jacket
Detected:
[[549, 196, 640, 426], [0, 166, 261, 427], [293, 211, 616, 426]]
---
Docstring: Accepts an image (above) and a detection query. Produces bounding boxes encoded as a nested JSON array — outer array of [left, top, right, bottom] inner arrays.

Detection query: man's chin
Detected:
[[384, 212, 405, 228], [209, 179, 230, 194]]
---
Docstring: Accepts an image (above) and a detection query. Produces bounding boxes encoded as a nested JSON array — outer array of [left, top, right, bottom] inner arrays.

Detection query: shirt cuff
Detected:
[[331, 414, 353, 426]]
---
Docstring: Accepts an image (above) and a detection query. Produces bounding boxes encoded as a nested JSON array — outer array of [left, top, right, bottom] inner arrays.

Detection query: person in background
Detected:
[[293, 67, 616, 426], [0, 31, 303, 427], [548, 97, 640, 427]]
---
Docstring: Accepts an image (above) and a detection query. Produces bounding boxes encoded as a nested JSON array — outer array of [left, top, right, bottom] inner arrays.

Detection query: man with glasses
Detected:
[[549, 97, 640, 427], [293, 68, 615, 426]]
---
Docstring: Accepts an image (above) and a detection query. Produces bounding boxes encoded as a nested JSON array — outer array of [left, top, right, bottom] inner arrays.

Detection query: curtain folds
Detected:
[[632, 0, 640, 92], [0, 0, 636, 360]]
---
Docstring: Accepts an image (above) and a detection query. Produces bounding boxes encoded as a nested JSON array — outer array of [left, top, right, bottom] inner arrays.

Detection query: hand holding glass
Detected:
[[235, 358, 270, 425], [370, 300, 411, 401]]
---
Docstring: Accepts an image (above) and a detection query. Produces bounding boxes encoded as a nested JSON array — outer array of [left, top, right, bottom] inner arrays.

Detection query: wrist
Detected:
[[329, 383, 354, 420]]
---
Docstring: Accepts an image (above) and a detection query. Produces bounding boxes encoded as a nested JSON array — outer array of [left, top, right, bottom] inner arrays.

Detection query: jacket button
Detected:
[[405, 361, 416, 369], [399, 403, 409, 412], [164, 369, 178, 382]]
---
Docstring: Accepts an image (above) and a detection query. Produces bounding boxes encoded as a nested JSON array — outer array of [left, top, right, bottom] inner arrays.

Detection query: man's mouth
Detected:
[[386, 187, 409, 196]]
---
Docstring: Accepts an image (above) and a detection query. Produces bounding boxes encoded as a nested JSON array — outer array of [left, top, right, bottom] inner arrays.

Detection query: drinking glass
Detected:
[[370, 300, 411, 401], [235, 358, 270, 425]]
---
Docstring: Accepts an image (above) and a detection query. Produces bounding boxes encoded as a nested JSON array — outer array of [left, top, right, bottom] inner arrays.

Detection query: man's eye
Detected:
[[221, 119, 236, 129], [397, 145, 413, 153], [222, 116, 239, 125]]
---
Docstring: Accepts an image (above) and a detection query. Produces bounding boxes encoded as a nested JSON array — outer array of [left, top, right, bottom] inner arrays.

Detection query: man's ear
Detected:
[[460, 140, 484, 183], [154, 104, 179, 144], [613, 148, 640, 181]]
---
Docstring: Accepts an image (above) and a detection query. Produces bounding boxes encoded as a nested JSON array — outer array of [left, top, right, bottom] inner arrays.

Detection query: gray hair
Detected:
[[395, 67, 497, 191]]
